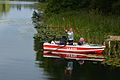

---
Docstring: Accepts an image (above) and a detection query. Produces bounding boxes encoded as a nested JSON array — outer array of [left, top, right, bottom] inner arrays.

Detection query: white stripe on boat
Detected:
[[44, 47, 104, 52]]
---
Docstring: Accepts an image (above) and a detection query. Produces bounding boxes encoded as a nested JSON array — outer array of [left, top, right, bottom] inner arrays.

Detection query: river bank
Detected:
[[33, 2, 120, 68]]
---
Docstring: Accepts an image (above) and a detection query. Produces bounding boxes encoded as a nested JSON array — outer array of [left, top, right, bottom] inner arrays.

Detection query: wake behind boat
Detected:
[[43, 41, 106, 61]]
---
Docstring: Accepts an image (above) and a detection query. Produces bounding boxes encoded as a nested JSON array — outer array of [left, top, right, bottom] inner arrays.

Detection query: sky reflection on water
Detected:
[[0, 1, 50, 80]]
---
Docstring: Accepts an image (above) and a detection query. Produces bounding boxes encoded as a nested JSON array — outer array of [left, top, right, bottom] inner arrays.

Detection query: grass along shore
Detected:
[[44, 11, 120, 43]]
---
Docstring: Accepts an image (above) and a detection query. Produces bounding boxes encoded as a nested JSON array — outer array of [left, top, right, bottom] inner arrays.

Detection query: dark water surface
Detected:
[[0, 0, 49, 80], [0, 0, 120, 80]]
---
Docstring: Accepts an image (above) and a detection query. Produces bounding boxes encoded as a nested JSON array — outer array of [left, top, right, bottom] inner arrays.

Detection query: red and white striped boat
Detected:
[[43, 42, 106, 61]]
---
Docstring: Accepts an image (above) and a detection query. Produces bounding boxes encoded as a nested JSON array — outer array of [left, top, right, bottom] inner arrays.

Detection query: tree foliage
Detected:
[[45, 0, 120, 15]]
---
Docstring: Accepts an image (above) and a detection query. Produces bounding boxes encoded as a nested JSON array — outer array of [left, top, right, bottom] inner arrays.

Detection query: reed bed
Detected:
[[45, 11, 120, 44]]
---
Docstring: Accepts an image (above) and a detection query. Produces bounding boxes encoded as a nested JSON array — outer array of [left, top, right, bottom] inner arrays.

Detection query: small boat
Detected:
[[43, 42, 106, 61]]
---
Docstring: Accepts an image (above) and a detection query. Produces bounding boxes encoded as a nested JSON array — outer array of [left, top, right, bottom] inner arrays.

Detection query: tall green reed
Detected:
[[45, 11, 120, 44]]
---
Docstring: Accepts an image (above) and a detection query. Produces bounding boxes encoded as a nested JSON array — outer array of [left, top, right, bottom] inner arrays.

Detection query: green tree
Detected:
[[45, 0, 120, 15]]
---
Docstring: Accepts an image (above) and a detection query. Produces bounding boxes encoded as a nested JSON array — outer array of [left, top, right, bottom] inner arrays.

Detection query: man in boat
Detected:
[[78, 37, 85, 45], [59, 36, 67, 45], [65, 28, 74, 45]]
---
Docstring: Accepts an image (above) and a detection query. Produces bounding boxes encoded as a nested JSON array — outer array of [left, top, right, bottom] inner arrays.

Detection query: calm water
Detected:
[[0, 0, 49, 80], [0, 0, 120, 80]]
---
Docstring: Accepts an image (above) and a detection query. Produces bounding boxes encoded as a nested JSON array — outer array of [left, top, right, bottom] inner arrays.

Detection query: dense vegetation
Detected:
[[46, 0, 120, 15], [36, 0, 120, 42], [33, 0, 120, 67]]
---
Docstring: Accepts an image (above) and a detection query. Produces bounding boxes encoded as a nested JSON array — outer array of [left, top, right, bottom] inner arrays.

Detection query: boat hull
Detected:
[[43, 43, 106, 61]]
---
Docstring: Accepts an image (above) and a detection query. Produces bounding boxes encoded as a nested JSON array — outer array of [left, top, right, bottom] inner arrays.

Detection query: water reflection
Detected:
[[33, 36, 120, 80], [0, 1, 10, 16], [0, 0, 36, 17]]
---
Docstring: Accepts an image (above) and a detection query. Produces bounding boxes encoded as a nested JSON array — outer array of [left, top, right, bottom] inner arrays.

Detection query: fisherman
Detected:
[[65, 28, 74, 45], [59, 36, 67, 45], [78, 37, 85, 45]]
